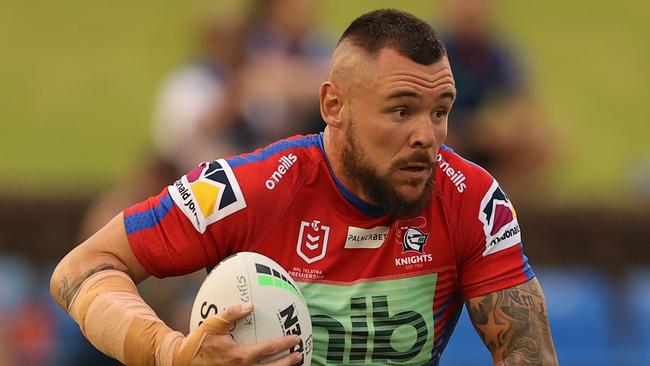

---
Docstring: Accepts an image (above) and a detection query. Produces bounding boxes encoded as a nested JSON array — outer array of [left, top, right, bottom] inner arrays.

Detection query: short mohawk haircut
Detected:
[[338, 9, 446, 65]]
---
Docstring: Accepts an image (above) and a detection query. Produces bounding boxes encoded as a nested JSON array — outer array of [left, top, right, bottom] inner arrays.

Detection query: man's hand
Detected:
[[466, 278, 558, 365], [167, 303, 303, 366]]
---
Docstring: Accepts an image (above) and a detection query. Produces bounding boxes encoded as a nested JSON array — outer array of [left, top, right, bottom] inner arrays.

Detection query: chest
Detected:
[[253, 197, 457, 283], [250, 198, 459, 365]]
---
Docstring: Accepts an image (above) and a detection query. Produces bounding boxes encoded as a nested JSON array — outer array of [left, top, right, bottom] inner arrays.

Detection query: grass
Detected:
[[0, 0, 648, 202]]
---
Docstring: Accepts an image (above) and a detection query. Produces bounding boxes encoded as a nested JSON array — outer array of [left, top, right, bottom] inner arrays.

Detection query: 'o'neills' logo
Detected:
[[265, 154, 298, 190], [435, 154, 466, 193]]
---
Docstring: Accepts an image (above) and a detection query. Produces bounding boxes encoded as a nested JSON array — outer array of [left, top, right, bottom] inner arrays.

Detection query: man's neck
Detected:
[[321, 127, 376, 205]]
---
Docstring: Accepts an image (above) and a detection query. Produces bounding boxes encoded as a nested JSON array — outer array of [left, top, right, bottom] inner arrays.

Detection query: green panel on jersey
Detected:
[[297, 274, 437, 365]]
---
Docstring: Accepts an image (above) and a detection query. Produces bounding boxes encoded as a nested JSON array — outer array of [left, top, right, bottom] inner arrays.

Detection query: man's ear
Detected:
[[319, 81, 344, 128]]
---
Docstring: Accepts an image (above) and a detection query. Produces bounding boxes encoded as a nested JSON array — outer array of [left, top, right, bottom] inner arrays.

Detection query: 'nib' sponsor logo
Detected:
[[312, 295, 428, 364]]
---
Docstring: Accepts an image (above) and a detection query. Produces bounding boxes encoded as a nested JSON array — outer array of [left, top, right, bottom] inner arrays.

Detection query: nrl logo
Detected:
[[296, 220, 330, 264]]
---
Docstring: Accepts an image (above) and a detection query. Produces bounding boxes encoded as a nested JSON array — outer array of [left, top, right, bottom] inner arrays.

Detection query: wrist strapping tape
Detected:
[[68, 270, 233, 366]]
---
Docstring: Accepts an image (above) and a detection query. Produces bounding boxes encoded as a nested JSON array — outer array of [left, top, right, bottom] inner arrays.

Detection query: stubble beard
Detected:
[[341, 119, 435, 219]]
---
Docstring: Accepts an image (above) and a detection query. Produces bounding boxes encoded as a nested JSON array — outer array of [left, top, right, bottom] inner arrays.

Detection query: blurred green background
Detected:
[[0, 0, 648, 201]]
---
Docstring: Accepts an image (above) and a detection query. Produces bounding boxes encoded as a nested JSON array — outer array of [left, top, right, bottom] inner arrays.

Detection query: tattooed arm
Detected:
[[50, 213, 149, 311], [466, 278, 558, 366]]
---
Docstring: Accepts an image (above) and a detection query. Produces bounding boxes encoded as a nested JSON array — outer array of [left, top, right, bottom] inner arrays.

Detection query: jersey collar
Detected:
[[317, 132, 385, 218]]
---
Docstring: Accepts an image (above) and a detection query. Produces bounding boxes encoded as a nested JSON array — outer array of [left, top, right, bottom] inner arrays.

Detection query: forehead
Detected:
[[365, 48, 455, 98]]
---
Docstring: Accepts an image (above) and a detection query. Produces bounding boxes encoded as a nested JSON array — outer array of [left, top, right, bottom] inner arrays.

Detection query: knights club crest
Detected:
[[296, 220, 330, 264], [396, 216, 430, 254], [402, 227, 429, 253]]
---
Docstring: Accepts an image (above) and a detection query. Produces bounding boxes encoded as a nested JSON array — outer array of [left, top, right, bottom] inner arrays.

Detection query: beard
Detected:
[[341, 118, 435, 219]]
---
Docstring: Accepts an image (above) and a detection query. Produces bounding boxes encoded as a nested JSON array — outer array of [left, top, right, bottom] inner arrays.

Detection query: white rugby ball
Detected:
[[189, 252, 312, 365]]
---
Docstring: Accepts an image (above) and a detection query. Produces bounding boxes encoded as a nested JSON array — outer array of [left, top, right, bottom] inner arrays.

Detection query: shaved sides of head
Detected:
[[328, 42, 368, 95], [338, 9, 446, 65], [327, 9, 447, 94]]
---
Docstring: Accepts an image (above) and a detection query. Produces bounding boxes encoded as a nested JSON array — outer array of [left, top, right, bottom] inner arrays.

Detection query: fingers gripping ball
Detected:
[[172, 315, 234, 365], [190, 252, 313, 365]]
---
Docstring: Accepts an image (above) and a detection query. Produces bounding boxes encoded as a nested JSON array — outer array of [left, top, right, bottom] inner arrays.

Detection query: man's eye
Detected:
[[432, 109, 448, 120], [393, 108, 409, 119]]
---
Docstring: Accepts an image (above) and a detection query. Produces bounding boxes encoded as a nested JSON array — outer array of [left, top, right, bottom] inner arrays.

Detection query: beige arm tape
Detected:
[[68, 270, 233, 366]]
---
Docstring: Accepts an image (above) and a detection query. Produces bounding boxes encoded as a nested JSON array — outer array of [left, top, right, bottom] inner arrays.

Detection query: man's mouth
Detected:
[[400, 161, 434, 171], [398, 163, 433, 179]]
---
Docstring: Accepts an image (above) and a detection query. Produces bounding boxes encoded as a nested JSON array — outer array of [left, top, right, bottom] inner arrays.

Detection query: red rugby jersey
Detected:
[[124, 133, 534, 365]]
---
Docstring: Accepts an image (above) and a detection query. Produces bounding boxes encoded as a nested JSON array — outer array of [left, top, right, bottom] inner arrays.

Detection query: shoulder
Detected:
[[221, 134, 326, 216], [226, 134, 324, 190], [435, 145, 522, 256], [435, 145, 505, 226], [168, 134, 324, 234], [435, 145, 494, 200], [227, 134, 323, 171]]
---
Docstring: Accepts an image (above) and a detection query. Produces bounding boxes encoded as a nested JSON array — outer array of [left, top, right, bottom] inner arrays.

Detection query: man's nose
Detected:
[[409, 115, 438, 148]]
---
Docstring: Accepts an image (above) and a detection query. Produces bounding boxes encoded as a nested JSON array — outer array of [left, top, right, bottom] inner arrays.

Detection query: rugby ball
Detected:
[[189, 252, 312, 365]]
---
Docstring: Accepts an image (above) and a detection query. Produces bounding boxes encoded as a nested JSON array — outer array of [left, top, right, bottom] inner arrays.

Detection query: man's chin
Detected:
[[395, 183, 429, 203]]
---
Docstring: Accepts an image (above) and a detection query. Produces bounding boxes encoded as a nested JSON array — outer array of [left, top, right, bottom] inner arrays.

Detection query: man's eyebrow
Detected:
[[439, 91, 456, 101], [387, 90, 422, 100]]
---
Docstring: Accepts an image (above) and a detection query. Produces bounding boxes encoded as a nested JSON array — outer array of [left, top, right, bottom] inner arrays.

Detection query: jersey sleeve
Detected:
[[123, 188, 220, 278], [123, 138, 315, 278], [456, 175, 535, 301], [123, 159, 247, 278]]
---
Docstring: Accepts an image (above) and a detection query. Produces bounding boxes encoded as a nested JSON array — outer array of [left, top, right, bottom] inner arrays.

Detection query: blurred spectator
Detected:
[[145, 0, 331, 332], [439, 0, 557, 201], [153, 0, 332, 173], [235, 0, 331, 149], [81, 0, 332, 238], [152, 10, 249, 172]]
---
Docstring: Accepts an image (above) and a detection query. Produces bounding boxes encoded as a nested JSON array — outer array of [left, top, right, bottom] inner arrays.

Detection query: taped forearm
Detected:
[[67, 269, 234, 366], [68, 269, 180, 365]]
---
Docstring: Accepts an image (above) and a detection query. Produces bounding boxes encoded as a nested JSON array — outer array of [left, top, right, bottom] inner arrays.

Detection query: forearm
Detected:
[[53, 266, 262, 366], [49, 214, 183, 365], [54, 267, 182, 365], [467, 278, 558, 366], [49, 213, 245, 366], [496, 351, 557, 366]]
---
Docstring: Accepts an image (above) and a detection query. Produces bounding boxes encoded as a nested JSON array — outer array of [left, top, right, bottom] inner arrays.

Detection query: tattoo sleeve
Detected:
[[466, 278, 558, 365], [55, 263, 127, 311]]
